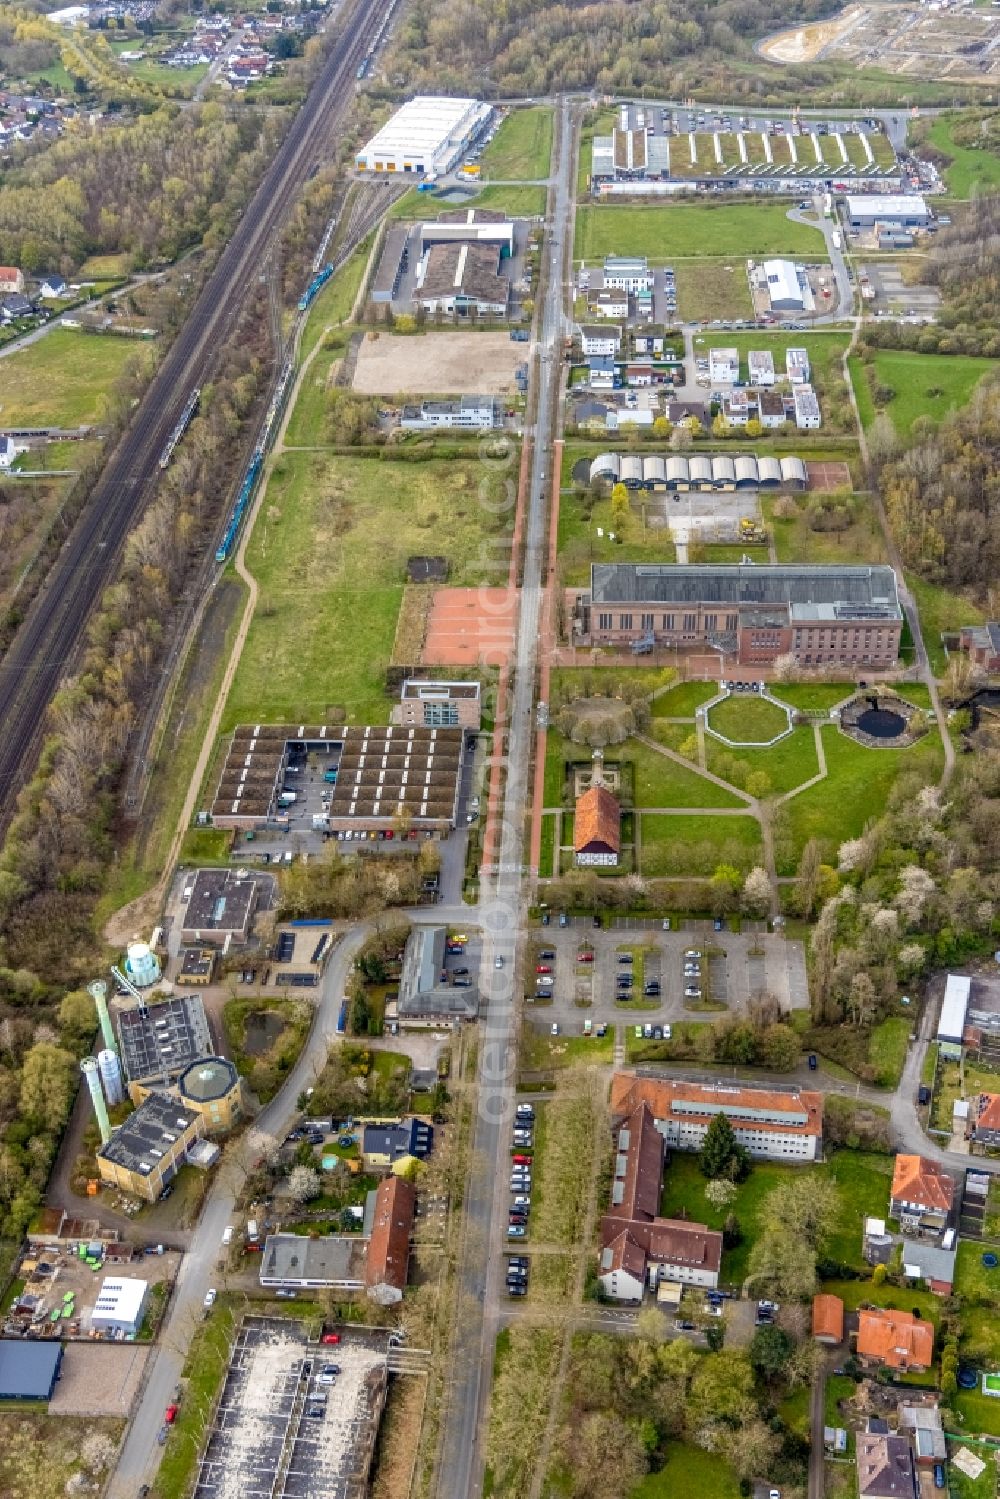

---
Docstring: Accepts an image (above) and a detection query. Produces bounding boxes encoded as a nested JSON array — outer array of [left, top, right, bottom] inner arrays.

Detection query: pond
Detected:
[[242, 1010, 284, 1057], [856, 706, 907, 740]]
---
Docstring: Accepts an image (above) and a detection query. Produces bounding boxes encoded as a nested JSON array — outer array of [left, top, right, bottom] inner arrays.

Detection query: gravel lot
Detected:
[[48, 1344, 150, 1417], [352, 331, 522, 395]]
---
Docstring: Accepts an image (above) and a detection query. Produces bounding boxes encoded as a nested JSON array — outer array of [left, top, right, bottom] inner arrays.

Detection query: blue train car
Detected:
[[215, 449, 264, 563], [297, 264, 334, 312]]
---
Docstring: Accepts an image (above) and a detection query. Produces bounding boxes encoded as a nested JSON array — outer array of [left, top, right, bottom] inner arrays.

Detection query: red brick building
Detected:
[[576, 563, 903, 669], [959, 623, 1000, 674]]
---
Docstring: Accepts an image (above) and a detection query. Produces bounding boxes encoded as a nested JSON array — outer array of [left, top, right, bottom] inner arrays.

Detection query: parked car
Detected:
[[164, 1404, 179, 1424], [933, 1464, 945, 1490], [321, 1333, 341, 1344], [507, 1225, 526, 1238], [203, 1288, 217, 1309], [808, 1053, 818, 1071], [512, 1153, 533, 1165], [551, 1022, 559, 1035]]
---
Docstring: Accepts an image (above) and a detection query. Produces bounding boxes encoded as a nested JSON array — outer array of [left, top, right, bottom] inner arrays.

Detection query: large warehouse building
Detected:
[[844, 194, 930, 230], [355, 95, 492, 176], [576, 561, 903, 668]]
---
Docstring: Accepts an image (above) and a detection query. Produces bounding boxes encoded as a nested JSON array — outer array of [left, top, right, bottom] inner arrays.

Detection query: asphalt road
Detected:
[[433, 97, 577, 1499], [0, 0, 385, 830]]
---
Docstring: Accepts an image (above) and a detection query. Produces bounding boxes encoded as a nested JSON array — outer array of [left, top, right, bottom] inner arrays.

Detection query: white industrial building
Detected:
[[761, 259, 809, 313], [91, 1276, 148, 1338], [844, 194, 930, 231], [355, 96, 491, 177], [602, 256, 654, 293]]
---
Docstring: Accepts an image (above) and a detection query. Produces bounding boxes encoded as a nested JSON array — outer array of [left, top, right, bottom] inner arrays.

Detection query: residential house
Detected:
[[1, 292, 32, 321], [588, 355, 617, 391], [709, 347, 739, 385], [665, 401, 708, 430], [900, 1241, 956, 1295], [0, 435, 23, 470], [574, 783, 621, 867], [749, 350, 775, 386], [973, 1092, 1000, 1148], [856, 1308, 933, 1373], [793, 384, 822, 430], [959, 623, 1000, 675], [634, 330, 665, 356], [856, 1428, 918, 1499], [362, 1117, 434, 1169], [812, 1293, 844, 1344], [592, 289, 629, 319], [609, 1074, 824, 1161], [598, 1100, 722, 1301], [580, 324, 621, 358], [0, 267, 23, 294], [37, 274, 67, 299], [758, 390, 789, 430], [624, 361, 656, 387], [786, 347, 810, 383], [722, 388, 753, 427], [890, 1155, 955, 1238]]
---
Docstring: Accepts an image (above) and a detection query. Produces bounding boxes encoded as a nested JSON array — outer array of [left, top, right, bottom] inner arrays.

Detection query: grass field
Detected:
[[673, 259, 753, 322], [763, 492, 886, 568], [658, 1151, 892, 1284], [224, 450, 513, 727], [392, 184, 547, 221], [573, 202, 827, 262], [640, 812, 762, 877], [542, 728, 744, 811], [633, 1442, 741, 1499], [651, 681, 718, 717], [0, 327, 155, 427], [299, 237, 373, 362], [849, 351, 997, 438], [779, 725, 943, 871], [908, 574, 985, 676], [556, 483, 676, 584], [772, 683, 853, 711], [923, 115, 1000, 198], [706, 724, 820, 796], [481, 106, 553, 180], [707, 694, 789, 743]]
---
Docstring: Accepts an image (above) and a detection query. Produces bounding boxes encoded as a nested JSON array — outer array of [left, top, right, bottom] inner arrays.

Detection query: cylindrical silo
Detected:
[[97, 1048, 124, 1107], [125, 942, 161, 989], [81, 1057, 111, 1145], [88, 979, 117, 1055]]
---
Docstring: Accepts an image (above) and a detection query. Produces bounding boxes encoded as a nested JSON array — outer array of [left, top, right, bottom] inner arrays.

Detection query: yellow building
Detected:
[[176, 1056, 244, 1135], [97, 1092, 204, 1203]]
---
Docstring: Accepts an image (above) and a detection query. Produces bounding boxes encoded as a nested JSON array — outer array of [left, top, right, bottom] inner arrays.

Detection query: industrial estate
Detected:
[[3, 4, 1000, 1499]]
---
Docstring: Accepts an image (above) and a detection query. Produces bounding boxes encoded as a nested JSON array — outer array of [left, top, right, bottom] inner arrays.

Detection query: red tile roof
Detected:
[[600, 1214, 722, 1276], [975, 1093, 1000, 1133], [574, 784, 621, 855], [615, 1101, 664, 1222], [609, 1072, 824, 1139], [365, 1177, 415, 1295], [812, 1293, 844, 1342], [857, 1308, 934, 1371], [890, 1155, 954, 1214]]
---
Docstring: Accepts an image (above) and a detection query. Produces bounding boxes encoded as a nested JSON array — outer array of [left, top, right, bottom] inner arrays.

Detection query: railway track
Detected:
[[0, 0, 391, 828]]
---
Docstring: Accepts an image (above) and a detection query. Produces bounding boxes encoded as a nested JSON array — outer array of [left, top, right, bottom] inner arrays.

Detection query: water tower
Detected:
[[97, 1048, 124, 1107], [87, 978, 117, 1055], [81, 1057, 111, 1145], [124, 941, 161, 990]]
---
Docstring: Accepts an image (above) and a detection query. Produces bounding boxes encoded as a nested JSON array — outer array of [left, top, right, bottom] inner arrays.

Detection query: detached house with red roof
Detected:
[[972, 1092, 1000, 1149], [890, 1155, 955, 1240], [574, 783, 621, 868], [598, 1099, 722, 1301], [856, 1309, 934, 1374]]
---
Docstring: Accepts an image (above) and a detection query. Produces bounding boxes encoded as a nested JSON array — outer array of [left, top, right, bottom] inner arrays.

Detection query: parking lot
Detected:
[[858, 261, 940, 321], [192, 1317, 389, 1499], [524, 923, 808, 1029]]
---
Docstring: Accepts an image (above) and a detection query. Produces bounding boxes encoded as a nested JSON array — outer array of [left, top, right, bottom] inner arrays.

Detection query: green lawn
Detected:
[[824, 1374, 858, 1453], [574, 201, 827, 262], [391, 184, 546, 220], [705, 724, 819, 797], [960, 1304, 1000, 1365], [672, 260, 753, 322], [762, 493, 886, 569], [772, 683, 853, 712], [651, 681, 719, 717], [778, 1383, 811, 1441], [779, 725, 943, 872], [945, 1442, 998, 1499], [908, 574, 984, 677], [640, 813, 762, 876], [556, 482, 676, 584], [224, 450, 512, 727], [924, 114, 1000, 198], [706, 695, 789, 744], [542, 729, 744, 811], [658, 1151, 892, 1285], [0, 327, 155, 427], [632, 1441, 741, 1499], [480, 106, 553, 180], [955, 1241, 1000, 1304], [849, 351, 998, 439], [951, 1388, 1000, 1441], [819, 1277, 940, 1327], [867, 1017, 911, 1091]]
